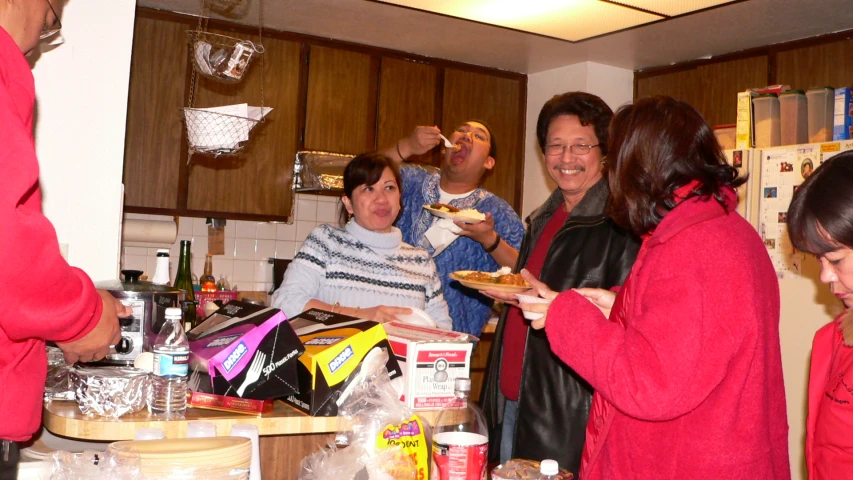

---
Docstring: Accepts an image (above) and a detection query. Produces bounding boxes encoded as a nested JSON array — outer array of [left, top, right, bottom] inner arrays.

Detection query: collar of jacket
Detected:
[[526, 178, 610, 230], [644, 187, 738, 249]]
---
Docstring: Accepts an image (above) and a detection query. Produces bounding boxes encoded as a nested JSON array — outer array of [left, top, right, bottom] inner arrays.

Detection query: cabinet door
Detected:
[[304, 46, 375, 154], [442, 69, 525, 212], [123, 13, 191, 209], [377, 58, 438, 165], [185, 29, 301, 217]]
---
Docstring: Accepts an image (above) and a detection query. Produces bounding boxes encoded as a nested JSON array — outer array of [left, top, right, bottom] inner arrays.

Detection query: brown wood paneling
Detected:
[[776, 38, 853, 91], [123, 13, 191, 209], [635, 55, 767, 127], [442, 69, 524, 212], [186, 30, 301, 217], [377, 57, 438, 165], [304, 46, 373, 154], [260, 433, 334, 479], [470, 331, 494, 404]]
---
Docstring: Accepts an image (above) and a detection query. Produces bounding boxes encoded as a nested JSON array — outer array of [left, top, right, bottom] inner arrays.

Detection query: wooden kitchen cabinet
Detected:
[[304, 46, 376, 154], [377, 57, 439, 166], [122, 12, 192, 210], [185, 28, 301, 217], [442, 68, 526, 211]]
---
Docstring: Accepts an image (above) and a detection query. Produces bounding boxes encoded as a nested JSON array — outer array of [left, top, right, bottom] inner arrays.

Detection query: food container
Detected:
[[807, 87, 835, 143], [95, 270, 183, 365], [752, 93, 781, 148], [713, 124, 736, 150], [779, 90, 807, 145], [72, 367, 150, 419]]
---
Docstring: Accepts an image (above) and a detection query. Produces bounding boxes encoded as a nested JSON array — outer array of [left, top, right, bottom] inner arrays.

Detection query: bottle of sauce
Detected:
[[201, 254, 217, 293]]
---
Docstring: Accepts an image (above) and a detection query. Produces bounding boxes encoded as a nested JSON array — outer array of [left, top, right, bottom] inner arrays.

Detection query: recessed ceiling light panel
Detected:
[[606, 0, 741, 17]]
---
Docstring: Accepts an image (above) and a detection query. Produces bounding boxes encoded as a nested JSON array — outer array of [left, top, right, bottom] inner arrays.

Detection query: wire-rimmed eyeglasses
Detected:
[[39, 0, 62, 40], [544, 144, 600, 156]]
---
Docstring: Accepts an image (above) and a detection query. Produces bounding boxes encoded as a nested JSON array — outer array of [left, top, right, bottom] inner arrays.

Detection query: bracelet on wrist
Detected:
[[484, 232, 501, 253], [396, 141, 406, 161]]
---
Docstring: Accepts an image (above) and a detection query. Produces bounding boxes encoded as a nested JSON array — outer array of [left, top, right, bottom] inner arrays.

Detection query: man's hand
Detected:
[[402, 126, 442, 157], [455, 213, 496, 246], [56, 290, 130, 365]]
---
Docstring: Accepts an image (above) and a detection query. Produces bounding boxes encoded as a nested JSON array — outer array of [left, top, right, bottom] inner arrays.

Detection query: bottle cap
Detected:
[[165, 307, 182, 318], [454, 377, 471, 392], [156, 249, 170, 257], [540, 459, 559, 475]]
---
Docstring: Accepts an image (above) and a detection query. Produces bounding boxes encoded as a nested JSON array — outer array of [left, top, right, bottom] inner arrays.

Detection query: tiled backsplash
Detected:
[[120, 194, 341, 292]]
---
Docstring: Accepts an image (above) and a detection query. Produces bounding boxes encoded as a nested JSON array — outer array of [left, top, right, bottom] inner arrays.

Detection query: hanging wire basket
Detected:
[[187, 30, 263, 84], [182, 106, 262, 157]]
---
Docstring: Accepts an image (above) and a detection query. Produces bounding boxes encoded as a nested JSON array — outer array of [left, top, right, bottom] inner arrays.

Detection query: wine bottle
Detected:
[[174, 240, 197, 330]]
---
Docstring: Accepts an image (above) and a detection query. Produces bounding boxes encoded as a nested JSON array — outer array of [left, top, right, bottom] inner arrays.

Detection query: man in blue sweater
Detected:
[[382, 122, 524, 336]]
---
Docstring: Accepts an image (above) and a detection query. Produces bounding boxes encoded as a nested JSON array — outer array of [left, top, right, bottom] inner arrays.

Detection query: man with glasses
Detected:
[[382, 121, 524, 337], [479, 92, 640, 474], [0, 1, 129, 476]]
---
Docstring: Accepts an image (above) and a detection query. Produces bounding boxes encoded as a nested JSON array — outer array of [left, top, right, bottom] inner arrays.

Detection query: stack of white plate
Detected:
[[107, 437, 251, 479]]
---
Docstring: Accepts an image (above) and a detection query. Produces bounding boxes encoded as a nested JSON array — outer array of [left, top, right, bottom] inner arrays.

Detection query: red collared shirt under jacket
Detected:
[[0, 27, 102, 441], [544, 189, 791, 479]]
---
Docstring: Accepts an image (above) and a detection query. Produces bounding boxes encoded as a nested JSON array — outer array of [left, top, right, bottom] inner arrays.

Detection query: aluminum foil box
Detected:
[[282, 309, 403, 416], [187, 301, 304, 400]]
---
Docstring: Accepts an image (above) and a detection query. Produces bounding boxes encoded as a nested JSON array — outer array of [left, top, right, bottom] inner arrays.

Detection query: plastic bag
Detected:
[[48, 450, 141, 480], [298, 347, 429, 480]]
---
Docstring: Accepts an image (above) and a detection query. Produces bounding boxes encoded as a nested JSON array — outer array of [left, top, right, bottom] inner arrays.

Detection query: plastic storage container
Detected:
[[713, 124, 737, 150], [752, 93, 781, 148], [807, 87, 834, 143], [779, 90, 807, 145]]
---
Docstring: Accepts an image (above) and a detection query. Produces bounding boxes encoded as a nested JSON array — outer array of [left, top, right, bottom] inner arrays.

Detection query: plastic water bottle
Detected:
[[150, 307, 189, 416], [431, 377, 488, 480], [538, 459, 560, 479]]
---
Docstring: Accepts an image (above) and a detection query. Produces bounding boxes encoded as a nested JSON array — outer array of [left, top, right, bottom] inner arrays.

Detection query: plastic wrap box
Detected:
[[283, 309, 403, 416], [383, 321, 473, 410], [187, 301, 304, 400]]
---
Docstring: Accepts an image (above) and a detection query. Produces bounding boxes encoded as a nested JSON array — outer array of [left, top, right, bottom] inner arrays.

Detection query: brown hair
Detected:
[[606, 96, 746, 236], [788, 151, 853, 254], [338, 153, 403, 226]]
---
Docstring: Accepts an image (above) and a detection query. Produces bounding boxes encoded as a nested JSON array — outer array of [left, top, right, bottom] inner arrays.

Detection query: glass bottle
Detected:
[[432, 377, 489, 480], [201, 254, 217, 292], [150, 307, 188, 416], [173, 240, 197, 330]]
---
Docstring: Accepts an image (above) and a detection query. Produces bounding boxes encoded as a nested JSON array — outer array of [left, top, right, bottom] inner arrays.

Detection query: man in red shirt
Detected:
[[0, 1, 129, 476]]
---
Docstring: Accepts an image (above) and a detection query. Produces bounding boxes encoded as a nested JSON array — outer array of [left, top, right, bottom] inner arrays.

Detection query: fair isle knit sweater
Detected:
[[272, 221, 452, 330]]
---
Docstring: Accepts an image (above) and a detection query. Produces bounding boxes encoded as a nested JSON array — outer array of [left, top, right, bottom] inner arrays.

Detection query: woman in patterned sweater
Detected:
[[272, 153, 452, 329]]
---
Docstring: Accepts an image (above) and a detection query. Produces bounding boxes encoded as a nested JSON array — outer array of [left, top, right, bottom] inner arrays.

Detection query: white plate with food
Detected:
[[423, 203, 486, 224], [450, 269, 531, 293]]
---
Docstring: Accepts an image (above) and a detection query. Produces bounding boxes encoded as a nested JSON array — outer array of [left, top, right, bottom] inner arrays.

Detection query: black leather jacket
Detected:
[[480, 179, 640, 474]]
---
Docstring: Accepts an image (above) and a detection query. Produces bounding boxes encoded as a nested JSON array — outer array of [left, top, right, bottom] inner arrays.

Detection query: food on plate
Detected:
[[429, 202, 460, 213], [460, 267, 529, 287]]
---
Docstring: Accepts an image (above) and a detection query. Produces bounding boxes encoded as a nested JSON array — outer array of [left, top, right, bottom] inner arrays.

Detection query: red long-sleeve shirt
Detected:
[[0, 27, 102, 442], [545, 189, 790, 479]]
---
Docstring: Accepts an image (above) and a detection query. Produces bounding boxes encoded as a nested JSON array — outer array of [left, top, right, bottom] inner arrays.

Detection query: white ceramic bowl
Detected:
[[515, 294, 550, 321]]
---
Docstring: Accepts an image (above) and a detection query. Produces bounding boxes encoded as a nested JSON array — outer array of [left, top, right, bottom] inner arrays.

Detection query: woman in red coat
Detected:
[[519, 96, 791, 479], [787, 151, 853, 480]]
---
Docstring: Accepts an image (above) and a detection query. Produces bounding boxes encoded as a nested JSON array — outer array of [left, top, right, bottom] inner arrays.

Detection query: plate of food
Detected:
[[450, 268, 531, 293], [423, 203, 486, 224]]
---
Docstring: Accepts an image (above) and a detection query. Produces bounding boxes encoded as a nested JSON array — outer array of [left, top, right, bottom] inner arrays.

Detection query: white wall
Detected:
[[32, 0, 136, 282], [522, 61, 633, 219]]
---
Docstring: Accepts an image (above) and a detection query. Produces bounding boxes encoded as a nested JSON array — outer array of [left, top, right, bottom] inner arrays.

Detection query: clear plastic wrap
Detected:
[[71, 367, 150, 419], [48, 450, 141, 480], [44, 346, 75, 402], [298, 348, 429, 480]]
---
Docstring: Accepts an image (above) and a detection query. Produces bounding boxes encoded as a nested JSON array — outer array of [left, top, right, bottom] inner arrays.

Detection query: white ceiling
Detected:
[[136, 0, 853, 74]]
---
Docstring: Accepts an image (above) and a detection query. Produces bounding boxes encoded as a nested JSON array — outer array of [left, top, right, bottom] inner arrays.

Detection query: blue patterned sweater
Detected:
[[397, 165, 525, 336]]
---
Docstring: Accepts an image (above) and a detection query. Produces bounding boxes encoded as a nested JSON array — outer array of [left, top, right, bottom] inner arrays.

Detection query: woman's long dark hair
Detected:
[[338, 153, 403, 227], [788, 151, 853, 254], [606, 96, 746, 236]]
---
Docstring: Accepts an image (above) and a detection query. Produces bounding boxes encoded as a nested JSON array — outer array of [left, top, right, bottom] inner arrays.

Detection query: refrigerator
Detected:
[[725, 139, 853, 479]]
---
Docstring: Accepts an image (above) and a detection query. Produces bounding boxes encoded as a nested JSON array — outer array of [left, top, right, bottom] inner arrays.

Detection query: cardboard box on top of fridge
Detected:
[[736, 91, 757, 149], [186, 301, 304, 400], [834, 87, 853, 140], [283, 309, 403, 416], [383, 321, 473, 410]]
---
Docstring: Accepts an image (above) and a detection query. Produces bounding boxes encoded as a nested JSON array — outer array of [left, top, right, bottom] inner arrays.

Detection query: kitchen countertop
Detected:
[[44, 400, 439, 441]]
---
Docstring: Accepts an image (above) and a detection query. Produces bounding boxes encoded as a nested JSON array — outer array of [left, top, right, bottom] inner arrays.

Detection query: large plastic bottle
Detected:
[[538, 459, 560, 480], [150, 307, 189, 416], [431, 377, 488, 480]]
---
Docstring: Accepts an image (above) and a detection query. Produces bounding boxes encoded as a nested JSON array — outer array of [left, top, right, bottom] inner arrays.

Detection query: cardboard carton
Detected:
[[187, 301, 304, 400], [283, 309, 403, 416], [834, 87, 852, 140], [383, 321, 473, 410]]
